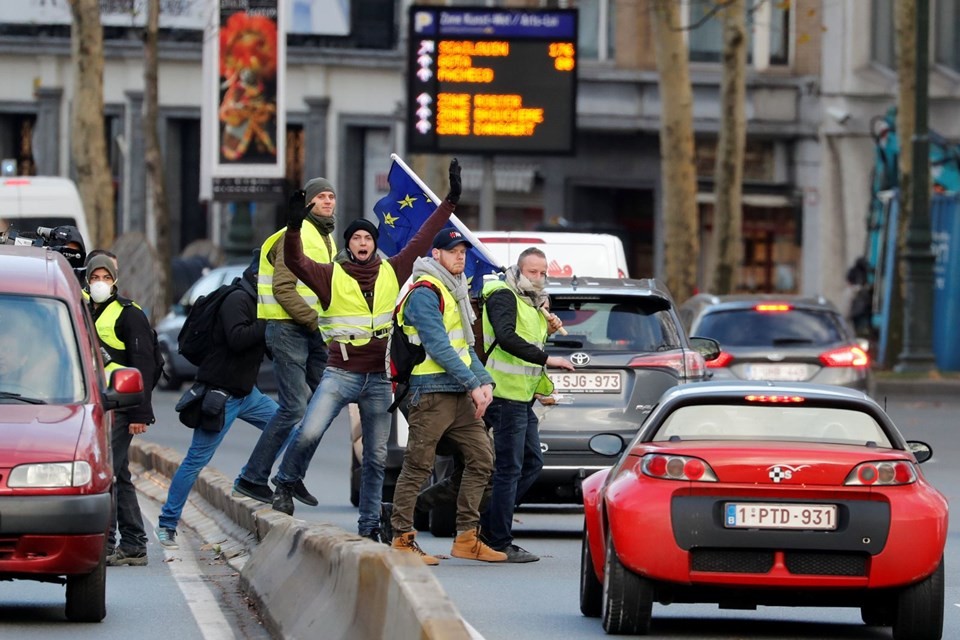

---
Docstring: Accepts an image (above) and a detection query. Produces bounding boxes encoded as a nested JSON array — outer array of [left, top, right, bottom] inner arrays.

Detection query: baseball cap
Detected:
[[432, 229, 473, 251]]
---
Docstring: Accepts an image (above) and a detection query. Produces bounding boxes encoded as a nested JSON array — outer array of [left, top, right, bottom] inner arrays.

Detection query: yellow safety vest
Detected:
[[257, 223, 336, 320], [93, 298, 137, 374], [319, 262, 398, 348], [482, 280, 553, 401], [397, 275, 471, 376]]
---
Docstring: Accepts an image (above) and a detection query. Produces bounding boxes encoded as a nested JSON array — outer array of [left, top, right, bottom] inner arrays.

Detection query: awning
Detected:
[[461, 164, 538, 193], [696, 192, 795, 208]]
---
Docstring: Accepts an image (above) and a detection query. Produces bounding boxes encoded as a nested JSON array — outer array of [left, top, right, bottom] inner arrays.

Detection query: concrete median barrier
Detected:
[[131, 441, 471, 640]]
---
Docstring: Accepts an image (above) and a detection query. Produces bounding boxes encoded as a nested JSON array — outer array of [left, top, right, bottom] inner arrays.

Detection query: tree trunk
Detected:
[[887, 0, 917, 366], [69, 0, 114, 248], [710, 0, 747, 295], [651, 0, 699, 302], [144, 0, 171, 316]]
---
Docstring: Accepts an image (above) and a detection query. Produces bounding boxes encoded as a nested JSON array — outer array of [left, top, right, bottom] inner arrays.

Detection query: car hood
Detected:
[[0, 405, 84, 466]]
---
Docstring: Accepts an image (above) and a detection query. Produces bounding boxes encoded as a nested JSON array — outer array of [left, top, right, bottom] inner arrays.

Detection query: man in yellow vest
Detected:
[[479, 247, 574, 562], [232, 178, 337, 505], [271, 160, 461, 541], [388, 229, 506, 565], [86, 252, 157, 567]]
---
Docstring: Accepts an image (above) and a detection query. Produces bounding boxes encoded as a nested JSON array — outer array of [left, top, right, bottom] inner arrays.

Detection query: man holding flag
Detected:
[[271, 159, 461, 542]]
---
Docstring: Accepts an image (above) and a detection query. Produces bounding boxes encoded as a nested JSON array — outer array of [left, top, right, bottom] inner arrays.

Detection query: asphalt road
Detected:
[[142, 387, 960, 640]]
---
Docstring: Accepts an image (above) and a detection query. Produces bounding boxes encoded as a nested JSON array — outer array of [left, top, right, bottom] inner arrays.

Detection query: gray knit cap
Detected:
[[86, 254, 118, 282], [304, 177, 335, 203]]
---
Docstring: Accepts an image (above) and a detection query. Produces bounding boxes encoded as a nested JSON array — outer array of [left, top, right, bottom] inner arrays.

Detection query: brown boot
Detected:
[[450, 528, 507, 562], [391, 531, 439, 566]]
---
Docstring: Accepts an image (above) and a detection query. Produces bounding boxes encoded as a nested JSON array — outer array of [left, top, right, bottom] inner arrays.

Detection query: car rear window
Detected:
[[0, 295, 84, 403], [547, 296, 682, 352], [652, 404, 892, 447], [695, 308, 846, 347]]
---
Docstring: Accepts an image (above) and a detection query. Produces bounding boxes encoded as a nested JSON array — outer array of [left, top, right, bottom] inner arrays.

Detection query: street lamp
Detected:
[[895, 0, 937, 373]]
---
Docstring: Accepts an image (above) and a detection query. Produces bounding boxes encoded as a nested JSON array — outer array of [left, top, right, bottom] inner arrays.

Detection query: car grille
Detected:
[[784, 551, 868, 576], [690, 548, 868, 576]]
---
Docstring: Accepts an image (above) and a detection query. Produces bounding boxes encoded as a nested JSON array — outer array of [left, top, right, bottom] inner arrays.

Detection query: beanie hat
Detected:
[[343, 218, 379, 245], [86, 254, 118, 283], [304, 177, 335, 203]]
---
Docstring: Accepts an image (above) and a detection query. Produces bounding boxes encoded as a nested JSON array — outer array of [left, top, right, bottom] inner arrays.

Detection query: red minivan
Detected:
[[0, 245, 143, 622]]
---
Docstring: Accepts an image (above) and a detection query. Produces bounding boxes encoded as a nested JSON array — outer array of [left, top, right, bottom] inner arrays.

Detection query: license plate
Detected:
[[743, 363, 809, 381], [549, 372, 622, 394], [725, 503, 838, 530]]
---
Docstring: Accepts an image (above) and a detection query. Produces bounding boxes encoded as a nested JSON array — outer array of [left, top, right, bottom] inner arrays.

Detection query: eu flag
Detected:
[[374, 160, 501, 294]]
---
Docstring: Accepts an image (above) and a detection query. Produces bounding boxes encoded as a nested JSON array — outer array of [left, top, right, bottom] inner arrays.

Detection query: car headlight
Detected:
[[7, 461, 93, 488]]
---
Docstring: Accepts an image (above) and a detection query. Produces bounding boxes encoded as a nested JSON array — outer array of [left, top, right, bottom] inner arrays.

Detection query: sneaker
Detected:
[[498, 543, 539, 563], [272, 477, 319, 507], [272, 482, 295, 515], [391, 531, 439, 566], [451, 528, 507, 563], [233, 478, 273, 503], [360, 528, 382, 544], [107, 547, 148, 567], [380, 502, 394, 543], [155, 526, 179, 550]]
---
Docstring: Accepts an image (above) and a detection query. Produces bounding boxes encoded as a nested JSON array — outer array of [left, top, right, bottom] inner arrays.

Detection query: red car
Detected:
[[580, 381, 947, 639], [0, 246, 143, 622]]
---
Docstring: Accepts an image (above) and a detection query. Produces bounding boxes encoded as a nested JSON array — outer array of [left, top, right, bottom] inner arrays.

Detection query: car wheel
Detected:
[[349, 452, 361, 508], [892, 558, 944, 640], [602, 529, 653, 635], [580, 524, 603, 618], [157, 344, 182, 391], [65, 549, 107, 622], [429, 502, 457, 538]]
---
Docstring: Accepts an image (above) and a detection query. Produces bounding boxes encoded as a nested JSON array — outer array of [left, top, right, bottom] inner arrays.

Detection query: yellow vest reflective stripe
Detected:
[[398, 275, 471, 376], [257, 224, 335, 319], [319, 262, 399, 346], [482, 280, 553, 401], [94, 298, 138, 369]]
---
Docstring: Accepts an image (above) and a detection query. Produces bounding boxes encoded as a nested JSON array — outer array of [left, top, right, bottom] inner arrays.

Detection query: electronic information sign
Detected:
[[407, 6, 577, 155]]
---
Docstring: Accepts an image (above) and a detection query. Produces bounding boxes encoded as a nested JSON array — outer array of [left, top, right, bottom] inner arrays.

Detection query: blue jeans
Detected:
[[239, 321, 326, 487], [159, 388, 278, 531], [479, 397, 543, 549], [275, 367, 392, 534]]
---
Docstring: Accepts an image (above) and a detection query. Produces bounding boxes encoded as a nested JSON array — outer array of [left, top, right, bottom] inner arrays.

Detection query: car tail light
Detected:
[[641, 454, 717, 481], [754, 303, 793, 312], [617, 268, 627, 278], [628, 352, 706, 379], [2, 178, 31, 186], [744, 394, 806, 403], [844, 460, 917, 486], [819, 345, 870, 368], [706, 351, 734, 368]]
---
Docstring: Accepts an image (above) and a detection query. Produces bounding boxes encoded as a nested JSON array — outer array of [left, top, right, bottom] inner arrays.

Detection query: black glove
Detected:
[[286, 190, 312, 230], [444, 158, 462, 205]]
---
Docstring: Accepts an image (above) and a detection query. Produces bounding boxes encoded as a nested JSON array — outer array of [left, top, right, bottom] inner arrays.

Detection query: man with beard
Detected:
[[478, 247, 574, 562], [270, 160, 461, 543]]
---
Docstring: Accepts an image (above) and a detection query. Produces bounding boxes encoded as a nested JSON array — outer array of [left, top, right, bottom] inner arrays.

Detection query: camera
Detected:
[[0, 224, 86, 271]]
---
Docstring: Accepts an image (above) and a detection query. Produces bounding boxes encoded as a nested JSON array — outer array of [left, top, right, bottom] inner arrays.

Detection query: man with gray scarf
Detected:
[[479, 248, 574, 562], [388, 230, 506, 565]]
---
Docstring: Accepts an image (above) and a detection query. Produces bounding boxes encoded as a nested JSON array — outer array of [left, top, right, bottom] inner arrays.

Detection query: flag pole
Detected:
[[391, 153, 505, 270]]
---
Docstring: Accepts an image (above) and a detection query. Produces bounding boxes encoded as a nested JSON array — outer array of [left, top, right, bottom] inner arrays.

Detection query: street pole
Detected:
[[895, 0, 937, 373]]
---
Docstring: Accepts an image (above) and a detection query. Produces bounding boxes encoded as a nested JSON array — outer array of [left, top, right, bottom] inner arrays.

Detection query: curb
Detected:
[[130, 441, 472, 640], [870, 378, 960, 400]]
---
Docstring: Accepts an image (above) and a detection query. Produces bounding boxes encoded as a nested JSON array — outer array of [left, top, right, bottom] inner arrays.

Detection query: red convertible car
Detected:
[[580, 381, 947, 639]]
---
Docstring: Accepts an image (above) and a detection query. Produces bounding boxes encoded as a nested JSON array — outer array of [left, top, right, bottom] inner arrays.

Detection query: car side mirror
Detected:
[[103, 367, 144, 411], [689, 336, 721, 362], [906, 440, 933, 464], [589, 433, 625, 457]]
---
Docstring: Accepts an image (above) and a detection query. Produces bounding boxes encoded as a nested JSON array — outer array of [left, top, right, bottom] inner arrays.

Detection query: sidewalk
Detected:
[[870, 372, 960, 400]]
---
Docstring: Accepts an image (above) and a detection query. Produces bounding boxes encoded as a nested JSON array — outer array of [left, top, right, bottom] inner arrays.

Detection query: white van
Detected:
[[474, 231, 629, 278], [0, 177, 91, 249]]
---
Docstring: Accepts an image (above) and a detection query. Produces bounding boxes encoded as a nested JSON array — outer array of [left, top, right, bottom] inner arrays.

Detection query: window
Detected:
[[935, 0, 960, 72], [871, 0, 896, 68], [686, 0, 790, 66], [577, 0, 615, 61]]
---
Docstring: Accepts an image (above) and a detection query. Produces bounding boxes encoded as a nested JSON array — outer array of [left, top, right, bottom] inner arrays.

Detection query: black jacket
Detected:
[[483, 288, 549, 366], [89, 295, 156, 424], [196, 276, 267, 397]]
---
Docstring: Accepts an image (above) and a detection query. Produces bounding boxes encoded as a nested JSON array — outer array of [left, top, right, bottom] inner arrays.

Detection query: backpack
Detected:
[[177, 280, 241, 367], [387, 280, 443, 412]]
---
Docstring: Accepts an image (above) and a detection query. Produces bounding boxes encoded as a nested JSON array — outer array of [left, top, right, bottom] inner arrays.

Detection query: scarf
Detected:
[[411, 256, 476, 346], [504, 265, 549, 310], [307, 213, 336, 235]]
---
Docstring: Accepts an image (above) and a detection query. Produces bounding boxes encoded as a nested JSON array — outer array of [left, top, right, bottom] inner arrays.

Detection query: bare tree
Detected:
[[710, 0, 747, 294], [144, 0, 172, 315], [69, 0, 115, 248], [651, 0, 699, 302]]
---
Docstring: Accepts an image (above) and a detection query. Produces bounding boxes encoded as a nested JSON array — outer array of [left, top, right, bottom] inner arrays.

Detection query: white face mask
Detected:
[[89, 281, 113, 304]]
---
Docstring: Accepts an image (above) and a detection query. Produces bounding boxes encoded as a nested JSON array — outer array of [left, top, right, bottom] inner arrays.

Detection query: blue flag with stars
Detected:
[[373, 160, 501, 294]]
